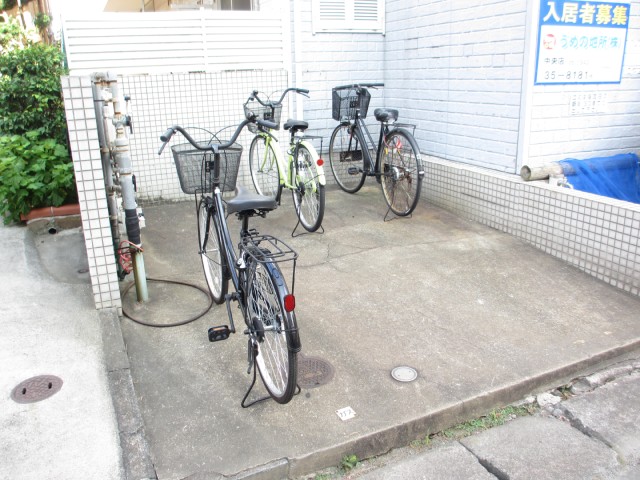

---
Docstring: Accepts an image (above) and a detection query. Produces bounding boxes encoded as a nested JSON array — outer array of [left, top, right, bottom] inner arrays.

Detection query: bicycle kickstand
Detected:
[[241, 339, 271, 408], [240, 338, 302, 408], [290, 216, 325, 238], [383, 204, 412, 223]]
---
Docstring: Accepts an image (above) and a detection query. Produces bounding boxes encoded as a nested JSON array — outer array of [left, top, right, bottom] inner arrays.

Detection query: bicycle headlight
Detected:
[[248, 123, 257, 134]]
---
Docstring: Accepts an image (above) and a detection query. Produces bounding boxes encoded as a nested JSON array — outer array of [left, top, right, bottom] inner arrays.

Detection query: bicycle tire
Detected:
[[292, 145, 325, 232], [249, 135, 280, 198], [380, 128, 423, 216], [197, 197, 228, 304], [329, 124, 366, 193], [246, 254, 299, 404]]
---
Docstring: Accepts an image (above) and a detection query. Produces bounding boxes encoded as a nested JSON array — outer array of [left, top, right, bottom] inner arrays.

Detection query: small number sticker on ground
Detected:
[[336, 406, 356, 421]]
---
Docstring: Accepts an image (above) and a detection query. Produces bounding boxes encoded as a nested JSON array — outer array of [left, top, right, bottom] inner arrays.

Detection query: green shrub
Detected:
[[0, 130, 74, 224], [33, 13, 51, 30], [1, 0, 18, 11], [0, 43, 68, 144], [0, 23, 75, 221], [0, 17, 29, 52]]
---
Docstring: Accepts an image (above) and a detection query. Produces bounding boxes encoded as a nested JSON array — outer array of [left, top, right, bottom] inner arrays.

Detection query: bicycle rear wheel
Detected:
[[292, 145, 325, 232], [197, 197, 228, 304], [329, 124, 366, 193], [380, 128, 423, 216], [249, 135, 280, 198], [246, 255, 299, 404]]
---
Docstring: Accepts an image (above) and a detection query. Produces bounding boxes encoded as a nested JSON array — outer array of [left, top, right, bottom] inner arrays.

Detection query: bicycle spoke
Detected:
[[248, 261, 291, 398], [292, 145, 325, 232], [381, 129, 422, 216], [249, 137, 279, 198]]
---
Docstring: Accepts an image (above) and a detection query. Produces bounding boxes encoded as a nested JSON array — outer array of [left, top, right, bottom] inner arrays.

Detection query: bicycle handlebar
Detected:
[[251, 87, 309, 108], [158, 116, 277, 155], [333, 83, 384, 91]]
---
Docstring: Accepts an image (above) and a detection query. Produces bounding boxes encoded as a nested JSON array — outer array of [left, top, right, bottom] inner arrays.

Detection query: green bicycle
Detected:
[[244, 88, 326, 233]]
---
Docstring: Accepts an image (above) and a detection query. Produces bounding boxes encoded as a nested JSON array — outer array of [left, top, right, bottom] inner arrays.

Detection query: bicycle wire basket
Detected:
[[332, 87, 371, 121], [171, 142, 242, 194], [243, 100, 283, 130]]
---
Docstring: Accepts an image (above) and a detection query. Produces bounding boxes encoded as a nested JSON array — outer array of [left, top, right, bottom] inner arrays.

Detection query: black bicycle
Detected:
[[328, 83, 424, 216], [158, 115, 301, 406]]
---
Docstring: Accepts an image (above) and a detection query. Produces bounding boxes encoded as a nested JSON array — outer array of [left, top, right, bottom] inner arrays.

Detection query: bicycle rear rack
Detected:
[[241, 234, 298, 264], [391, 122, 417, 136]]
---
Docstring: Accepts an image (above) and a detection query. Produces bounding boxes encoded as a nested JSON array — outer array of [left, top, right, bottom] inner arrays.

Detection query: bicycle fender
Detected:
[[299, 139, 326, 186]]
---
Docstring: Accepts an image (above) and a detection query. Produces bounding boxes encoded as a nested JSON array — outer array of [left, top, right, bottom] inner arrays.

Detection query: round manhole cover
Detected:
[[391, 366, 418, 382], [11, 375, 63, 404], [298, 355, 334, 388]]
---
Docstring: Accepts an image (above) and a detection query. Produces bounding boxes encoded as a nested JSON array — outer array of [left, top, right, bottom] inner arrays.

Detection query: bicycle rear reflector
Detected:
[[317, 158, 324, 167], [284, 294, 296, 312]]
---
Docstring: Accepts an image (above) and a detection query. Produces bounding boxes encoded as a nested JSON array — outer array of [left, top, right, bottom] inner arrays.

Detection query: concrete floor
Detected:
[[118, 185, 640, 479]]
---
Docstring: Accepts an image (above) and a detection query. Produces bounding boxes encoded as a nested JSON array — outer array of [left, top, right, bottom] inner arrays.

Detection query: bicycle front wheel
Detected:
[[329, 124, 366, 193], [249, 136, 280, 198], [380, 128, 423, 216], [197, 198, 228, 304], [246, 256, 299, 404], [292, 145, 325, 232]]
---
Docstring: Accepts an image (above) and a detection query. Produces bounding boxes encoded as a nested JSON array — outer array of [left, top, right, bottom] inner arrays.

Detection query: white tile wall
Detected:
[[62, 71, 290, 309], [62, 76, 122, 310], [422, 156, 640, 297]]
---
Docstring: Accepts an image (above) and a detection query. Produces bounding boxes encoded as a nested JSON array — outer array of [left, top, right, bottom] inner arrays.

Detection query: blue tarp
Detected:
[[558, 153, 640, 204]]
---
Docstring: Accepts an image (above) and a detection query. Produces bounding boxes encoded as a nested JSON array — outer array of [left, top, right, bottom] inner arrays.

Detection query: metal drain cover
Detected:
[[11, 375, 63, 404], [391, 366, 418, 382], [298, 355, 334, 388]]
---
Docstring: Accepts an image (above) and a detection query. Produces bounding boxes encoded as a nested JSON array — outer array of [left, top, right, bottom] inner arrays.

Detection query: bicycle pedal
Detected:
[[208, 325, 231, 342], [347, 167, 361, 175]]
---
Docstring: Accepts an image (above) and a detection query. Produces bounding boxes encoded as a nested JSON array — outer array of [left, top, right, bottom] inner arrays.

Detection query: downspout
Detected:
[[516, 1, 539, 173]]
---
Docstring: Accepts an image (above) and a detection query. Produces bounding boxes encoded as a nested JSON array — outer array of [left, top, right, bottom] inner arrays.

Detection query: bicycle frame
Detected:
[[208, 187, 245, 333], [349, 115, 391, 177]]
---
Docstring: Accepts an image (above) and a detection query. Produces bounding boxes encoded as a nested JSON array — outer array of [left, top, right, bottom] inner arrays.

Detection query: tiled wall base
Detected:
[[423, 156, 640, 297], [62, 76, 121, 310], [62, 72, 639, 310]]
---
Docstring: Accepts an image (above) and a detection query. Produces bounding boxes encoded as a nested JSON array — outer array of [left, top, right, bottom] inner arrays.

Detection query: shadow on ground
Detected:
[[111, 185, 640, 479]]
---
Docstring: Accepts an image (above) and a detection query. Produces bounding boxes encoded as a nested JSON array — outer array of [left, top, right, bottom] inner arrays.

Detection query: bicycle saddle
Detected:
[[374, 108, 398, 123], [283, 119, 309, 133], [226, 185, 278, 215]]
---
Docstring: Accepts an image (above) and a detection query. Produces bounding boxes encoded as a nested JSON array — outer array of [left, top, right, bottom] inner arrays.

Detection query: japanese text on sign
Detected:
[[535, 1, 630, 84]]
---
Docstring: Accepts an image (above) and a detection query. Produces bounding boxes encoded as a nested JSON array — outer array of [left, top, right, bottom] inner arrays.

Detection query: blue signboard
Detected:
[[535, 1, 630, 84]]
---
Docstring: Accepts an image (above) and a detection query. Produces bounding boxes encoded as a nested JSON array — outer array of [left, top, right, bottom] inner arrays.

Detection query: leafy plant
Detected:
[[440, 405, 534, 440], [33, 13, 51, 30], [410, 433, 433, 449], [0, 24, 74, 221], [1, 0, 18, 10], [340, 454, 358, 472], [0, 130, 74, 223], [0, 17, 30, 52], [0, 42, 68, 144]]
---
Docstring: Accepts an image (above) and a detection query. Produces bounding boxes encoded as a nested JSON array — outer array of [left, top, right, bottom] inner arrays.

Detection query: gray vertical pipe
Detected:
[[107, 73, 149, 302], [91, 73, 120, 252]]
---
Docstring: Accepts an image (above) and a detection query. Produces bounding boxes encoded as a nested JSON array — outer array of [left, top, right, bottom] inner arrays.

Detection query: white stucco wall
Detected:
[[293, 0, 640, 174]]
